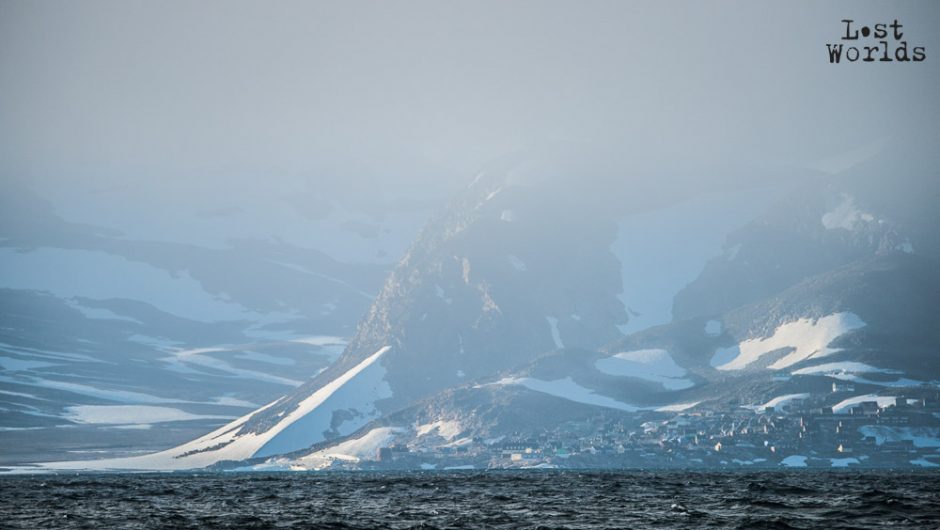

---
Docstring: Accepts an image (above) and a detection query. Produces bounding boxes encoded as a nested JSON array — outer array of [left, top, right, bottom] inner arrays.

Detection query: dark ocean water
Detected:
[[1, 471, 938, 529]]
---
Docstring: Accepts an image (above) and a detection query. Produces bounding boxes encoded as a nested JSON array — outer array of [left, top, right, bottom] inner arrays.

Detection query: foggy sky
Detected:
[[1, 1, 939, 242]]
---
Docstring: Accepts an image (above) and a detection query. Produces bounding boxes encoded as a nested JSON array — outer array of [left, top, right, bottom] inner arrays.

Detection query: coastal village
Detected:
[[352, 386, 940, 470]]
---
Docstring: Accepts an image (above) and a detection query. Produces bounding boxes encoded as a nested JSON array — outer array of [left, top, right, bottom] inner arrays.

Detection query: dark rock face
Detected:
[[243, 168, 629, 434], [673, 187, 906, 321], [347, 160, 940, 449]]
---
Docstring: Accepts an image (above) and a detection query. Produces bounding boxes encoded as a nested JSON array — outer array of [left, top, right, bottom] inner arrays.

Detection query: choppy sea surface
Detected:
[[1, 471, 938, 529]]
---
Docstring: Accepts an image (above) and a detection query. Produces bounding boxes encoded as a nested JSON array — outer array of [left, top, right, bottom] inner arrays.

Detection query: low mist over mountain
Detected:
[[8, 135, 937, 472], [2, 1, 939, 474]]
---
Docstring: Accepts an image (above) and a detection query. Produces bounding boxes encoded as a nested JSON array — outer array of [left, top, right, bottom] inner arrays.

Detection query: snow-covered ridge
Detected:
[[595, 349, 694, 390], [27, 346, 392, 471], [251, 346, 392, 458], [27, 398, 282, 471], [710, 312, 865, 371]]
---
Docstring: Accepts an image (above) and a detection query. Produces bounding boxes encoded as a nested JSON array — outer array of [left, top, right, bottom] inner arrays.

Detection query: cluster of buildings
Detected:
[[365, 387, 940, 470]]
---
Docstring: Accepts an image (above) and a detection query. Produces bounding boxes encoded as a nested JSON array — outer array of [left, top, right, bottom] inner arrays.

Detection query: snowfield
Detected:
[[595, 349, 694, 390], [0, 375, 194, 405], [0, 247, 263, 323], [64, 405, 232, 426], [25, 398, 282, 471], [711, 312, 865, 371]]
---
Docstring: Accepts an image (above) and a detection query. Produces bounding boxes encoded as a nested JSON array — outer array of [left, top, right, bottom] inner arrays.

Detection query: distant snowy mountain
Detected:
[[41, 164, 639, 469], [14, 145, 939, 471], [0, 183, 396, 463], [674, 141, 939, 321], [245, 251, 938, 471]]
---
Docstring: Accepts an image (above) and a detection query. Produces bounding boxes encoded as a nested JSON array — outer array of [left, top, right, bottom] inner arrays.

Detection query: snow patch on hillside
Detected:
[[65, 405, 231, 426], [704, 320, 722, 337], [595, 349, 694, 390], [416, 420, 462, 440], [497, 376, 639, 412], [297, 427, 402, 469], [0, 357, 53, 371], [291, 336, 347, 347], [711, 312, 865, 371], [858, 426, 940, 448], [792, 362, 921, 387], [235, 351, 296, 366], [435, 285, 453, 305], [911, 458, 940, 468], [546, 317, 564, 348], [780, 455, 807, 467], [290, 336, 347, 360], [0, 375, 191, 405], [0, 247, 265, 323], [821, 194, 875, 230], [830, 457, 859, 467], [161, 348, 304, 387], [793, 361, 898, 376], [656, 401, 700, 412], [744, 393, 809, 412], [29, 398, 282, 471], [831, 394, 896, 414]]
